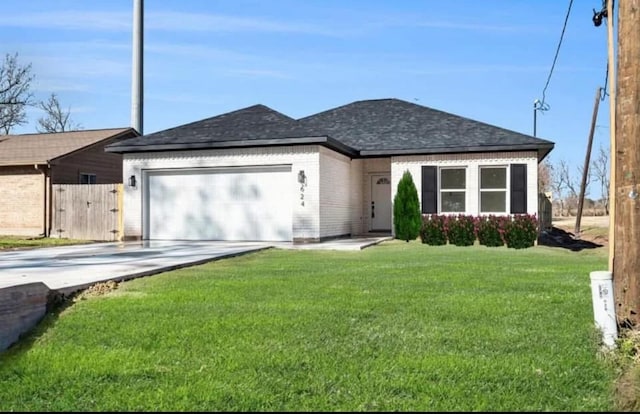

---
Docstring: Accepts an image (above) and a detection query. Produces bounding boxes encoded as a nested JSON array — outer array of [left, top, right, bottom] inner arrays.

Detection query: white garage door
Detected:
[[146, 166, 292, 241]]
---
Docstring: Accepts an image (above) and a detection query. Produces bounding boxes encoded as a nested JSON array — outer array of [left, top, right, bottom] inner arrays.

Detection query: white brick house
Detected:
[[106, 99, 554, 243]]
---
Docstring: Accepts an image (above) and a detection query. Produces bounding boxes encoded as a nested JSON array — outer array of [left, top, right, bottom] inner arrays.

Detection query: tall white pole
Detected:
[[131, 0, 143, 135]]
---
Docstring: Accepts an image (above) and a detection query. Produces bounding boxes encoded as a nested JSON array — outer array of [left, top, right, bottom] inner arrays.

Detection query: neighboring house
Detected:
[[0, 128, 140, 237], [105, 98, 554, 243]]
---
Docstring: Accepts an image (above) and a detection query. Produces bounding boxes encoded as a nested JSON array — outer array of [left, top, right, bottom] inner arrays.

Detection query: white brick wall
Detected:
[[123, 146, 320, 241], [318, 147, 352, 238], [123, 148, 540, 242], [349, 159, 364, 235], [391, 151, 539, 221]]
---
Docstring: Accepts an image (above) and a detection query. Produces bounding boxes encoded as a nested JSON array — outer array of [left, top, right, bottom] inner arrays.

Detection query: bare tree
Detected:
[[549, 158, 567, 216], [560, 159, 578, 200], [0, 53, 34, 134], [538, 159, 552, 193], [592, 144, 610, 214], [36, 93, 81, 133], [575, 163, 592, 200]]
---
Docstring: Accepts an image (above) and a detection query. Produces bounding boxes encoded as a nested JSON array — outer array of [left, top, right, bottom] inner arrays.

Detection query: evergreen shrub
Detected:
[[393, 170, 421, 242]]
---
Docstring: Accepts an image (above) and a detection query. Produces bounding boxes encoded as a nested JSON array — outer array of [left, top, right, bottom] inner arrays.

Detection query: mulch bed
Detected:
[[538, 226, 604, 251]]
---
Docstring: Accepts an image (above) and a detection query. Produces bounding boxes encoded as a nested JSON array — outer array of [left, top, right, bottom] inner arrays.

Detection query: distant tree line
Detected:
[[538, 145, 610, 217], [0, 52, 81, 134]]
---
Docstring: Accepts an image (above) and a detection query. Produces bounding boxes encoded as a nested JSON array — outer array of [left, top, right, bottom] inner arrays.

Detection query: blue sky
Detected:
[[2, 0, 612, 181]]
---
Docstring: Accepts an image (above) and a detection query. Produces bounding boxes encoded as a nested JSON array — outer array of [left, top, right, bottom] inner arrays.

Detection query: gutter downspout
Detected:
[[46, 162, 52, 237], [35, 163, 46, 237], [35, 163, 52, 237]]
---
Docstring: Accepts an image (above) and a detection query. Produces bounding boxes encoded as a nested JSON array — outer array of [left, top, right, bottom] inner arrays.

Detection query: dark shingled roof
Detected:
[[298, 98, 553, 159], [107, 99, 554, 160], [105, 104, 357, 155]]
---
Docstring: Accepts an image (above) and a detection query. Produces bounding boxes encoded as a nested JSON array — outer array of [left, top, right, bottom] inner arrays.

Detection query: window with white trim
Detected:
[[79, 173, 96, 184], [440, 168, 466, 213], [480, 166, 507, 213]]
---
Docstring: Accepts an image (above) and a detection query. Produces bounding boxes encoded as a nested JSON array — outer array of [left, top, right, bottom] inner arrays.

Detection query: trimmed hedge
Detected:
[[446, 214, 476, 246], [504, 214, 539, 249], [420, 214, 447, 246], [476, 215, 507, 247], [419, 214, 538, 249]]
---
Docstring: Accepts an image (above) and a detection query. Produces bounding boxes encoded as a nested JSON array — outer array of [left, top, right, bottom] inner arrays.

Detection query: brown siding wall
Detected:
[[51, 140, 124, 184], [0, 166, 45, 235]]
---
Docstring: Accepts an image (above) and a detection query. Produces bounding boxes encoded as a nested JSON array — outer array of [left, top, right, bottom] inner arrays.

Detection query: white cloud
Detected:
[[403, 64, 597, 76], [26, 55, 129, 78], [145, 92, 223, 106], [146, 11, 346, 36], [1, 10, 350, 36], [1, 8, 538, 38], [411, 21, 539, 33], [145, 43, 250, 61], [32, 79, 92, 93], [225, 68, 292, 80], [4, 11, 130, 31]]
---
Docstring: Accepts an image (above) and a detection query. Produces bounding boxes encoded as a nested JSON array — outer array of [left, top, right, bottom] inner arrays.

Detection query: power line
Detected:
[[601, 62, 609, 101], [599, 0, 614, 101], [539, 0, 574, 108]]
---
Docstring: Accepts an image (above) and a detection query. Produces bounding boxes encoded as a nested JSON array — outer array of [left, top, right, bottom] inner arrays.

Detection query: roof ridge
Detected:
[[298, 98, 410, 121], [143, 104, 297, 138], [4, 127, 132, 138]]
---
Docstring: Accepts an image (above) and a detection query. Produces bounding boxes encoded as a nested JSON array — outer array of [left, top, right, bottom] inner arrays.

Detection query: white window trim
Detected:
[[479, 165, 509, 215], [439, 166, 466, 214]]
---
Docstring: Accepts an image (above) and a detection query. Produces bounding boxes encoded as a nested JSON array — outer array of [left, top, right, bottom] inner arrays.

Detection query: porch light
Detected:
[[128, 175, 137, 188], [297, 170, 307, 185]]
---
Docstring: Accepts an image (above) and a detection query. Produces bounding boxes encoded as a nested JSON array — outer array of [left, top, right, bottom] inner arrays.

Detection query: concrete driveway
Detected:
[[0, 236, 390, 353], [0, 241, 271, 295], [0, 236, 391, 295]]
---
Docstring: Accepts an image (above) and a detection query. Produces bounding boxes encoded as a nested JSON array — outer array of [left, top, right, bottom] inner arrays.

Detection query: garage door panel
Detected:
[[147, 166, 292, 241]]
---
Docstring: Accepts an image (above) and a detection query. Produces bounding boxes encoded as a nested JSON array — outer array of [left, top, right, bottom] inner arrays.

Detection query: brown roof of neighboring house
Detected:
[[0, 128, 138, 166]]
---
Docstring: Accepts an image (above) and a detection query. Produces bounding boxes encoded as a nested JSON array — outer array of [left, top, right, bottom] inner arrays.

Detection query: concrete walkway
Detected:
[[0, 237, 391, 295]]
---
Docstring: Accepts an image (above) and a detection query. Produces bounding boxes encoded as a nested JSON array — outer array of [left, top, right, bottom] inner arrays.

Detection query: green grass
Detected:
[[0, 236, 94, 250], [0, 241, 617, 411]]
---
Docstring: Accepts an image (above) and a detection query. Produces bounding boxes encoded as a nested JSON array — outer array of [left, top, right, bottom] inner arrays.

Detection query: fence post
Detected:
[[117, 183, 124, 242]]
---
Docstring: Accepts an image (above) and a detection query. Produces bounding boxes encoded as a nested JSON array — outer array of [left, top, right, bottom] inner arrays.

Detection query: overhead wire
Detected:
[[600, 0, 614, 101], [601, 63, 609, 101], [538, 0, 574, 111]]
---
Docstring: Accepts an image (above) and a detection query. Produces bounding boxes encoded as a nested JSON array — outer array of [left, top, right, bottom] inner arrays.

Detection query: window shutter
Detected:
[[422, 166, 437, 214], [510, 164, 527, 214]]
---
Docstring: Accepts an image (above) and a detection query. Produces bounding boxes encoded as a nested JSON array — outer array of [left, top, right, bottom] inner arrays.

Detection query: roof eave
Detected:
[[360, 143, 555, 161], [0, 161, 49, 167], [106, 136, 359, 158]]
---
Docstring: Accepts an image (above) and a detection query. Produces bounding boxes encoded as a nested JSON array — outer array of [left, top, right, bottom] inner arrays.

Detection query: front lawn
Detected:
[[0, 236, 93, 250], [0, 242, 617, 411]]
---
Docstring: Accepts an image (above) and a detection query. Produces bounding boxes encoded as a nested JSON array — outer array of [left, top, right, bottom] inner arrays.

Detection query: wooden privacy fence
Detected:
[[52, 184, 123, 241], [538, 192, 552, 232]]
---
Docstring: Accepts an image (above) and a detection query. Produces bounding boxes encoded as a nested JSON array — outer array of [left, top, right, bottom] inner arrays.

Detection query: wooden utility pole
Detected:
[[613, 0, 640, 327], [607, 0, 616, 273], [574, 87, 602, 237]]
